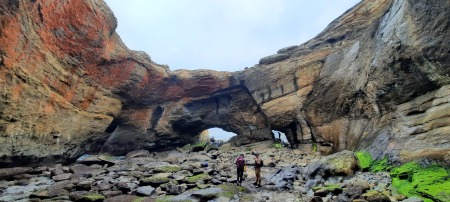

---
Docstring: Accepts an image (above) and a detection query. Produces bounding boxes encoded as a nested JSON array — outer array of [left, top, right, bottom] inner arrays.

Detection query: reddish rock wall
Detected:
[[1, 0, 449, 166]]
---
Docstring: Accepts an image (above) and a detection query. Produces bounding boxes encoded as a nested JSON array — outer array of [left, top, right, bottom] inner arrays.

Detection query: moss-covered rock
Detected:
[[140, 176, 171, 186], [355, 151, 372, 171], [370, 157, 390, 172], [154, 165, 181, 173], [217, 184, 249, 199], [76, 193, 105, 202], [305, 150, 358, 178], [390, 161, 450, 202], [184, 173, 210, 184], [272, 143, 282, 149], [191, 142, 208, 152], [312, 184, 343, 195], [362, 190, 390, 202]]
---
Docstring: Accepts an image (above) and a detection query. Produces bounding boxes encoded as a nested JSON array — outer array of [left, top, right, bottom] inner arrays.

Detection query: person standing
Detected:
[[254, 153, 263, 187], [235, 154, 245, 186]]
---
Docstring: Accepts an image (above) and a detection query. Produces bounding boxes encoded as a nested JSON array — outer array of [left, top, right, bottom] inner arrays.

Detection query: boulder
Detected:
[[362, 190, 391, 202], [266, 165, 301, 190], [0, 167, 32, 180], [52, 173, 72, 181], [136, 186, 155, 196], [76, 154, 117, 166], [125, 150, 150, 159], [166, 184, 187, 195], [304, 150, 358, 180]]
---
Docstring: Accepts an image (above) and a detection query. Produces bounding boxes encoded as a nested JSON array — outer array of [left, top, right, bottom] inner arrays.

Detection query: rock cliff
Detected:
[[240, 0, 450, 163], [0, 0, 449, 167]]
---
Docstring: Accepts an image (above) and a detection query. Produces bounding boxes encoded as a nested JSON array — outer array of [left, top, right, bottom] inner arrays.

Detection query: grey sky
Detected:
[[104, 0, 360, 72], [103, 1, 361, 140]]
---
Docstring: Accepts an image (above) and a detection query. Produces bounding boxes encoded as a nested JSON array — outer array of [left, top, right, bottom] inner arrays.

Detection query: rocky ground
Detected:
[[0, 141, 426, 202]]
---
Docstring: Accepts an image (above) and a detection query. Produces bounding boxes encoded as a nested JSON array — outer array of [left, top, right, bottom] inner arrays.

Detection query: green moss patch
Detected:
[[140, 176, 171, 186], [312, 184, 343, 194], [185, 173, 210, 184], [76, 193, 105, 202], [272, 143, 282, 149], [355, 151, 372, 171], [154, 165, 181, 173], [191, 142, 208, 152], [370, 157, 390, 172], [390, 162, 450, 202], [218, 184, 250, 199], [312, 143, 317, 153]]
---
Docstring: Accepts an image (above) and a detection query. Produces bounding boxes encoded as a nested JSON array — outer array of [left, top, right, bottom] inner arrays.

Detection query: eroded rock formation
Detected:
[[0, 0, 449, 166]]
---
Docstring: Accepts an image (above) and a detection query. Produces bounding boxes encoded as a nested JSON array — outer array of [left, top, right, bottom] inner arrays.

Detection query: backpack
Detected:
[[236, 157, 245, 168]]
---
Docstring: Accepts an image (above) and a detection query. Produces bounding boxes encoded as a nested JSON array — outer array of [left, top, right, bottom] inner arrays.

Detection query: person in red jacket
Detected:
[[235, 154, 245, 186]]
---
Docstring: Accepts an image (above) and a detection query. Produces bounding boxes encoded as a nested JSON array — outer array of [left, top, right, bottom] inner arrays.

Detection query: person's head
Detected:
[[254, 153, 259, 157], [240, 154, 244, 157]]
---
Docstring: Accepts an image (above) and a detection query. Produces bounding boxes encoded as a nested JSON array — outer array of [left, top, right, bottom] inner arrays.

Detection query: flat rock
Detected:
[[136, 185, 155, 196]]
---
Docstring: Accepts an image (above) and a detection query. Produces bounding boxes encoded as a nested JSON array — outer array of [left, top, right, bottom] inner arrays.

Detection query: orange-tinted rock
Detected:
[[1, 0, 449, 166]]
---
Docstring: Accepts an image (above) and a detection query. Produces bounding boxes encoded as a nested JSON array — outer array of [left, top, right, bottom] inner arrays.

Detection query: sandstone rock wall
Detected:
[[0, 0, 272, 166], [239, 0, 450, 163], [0, 0, 449, 166]]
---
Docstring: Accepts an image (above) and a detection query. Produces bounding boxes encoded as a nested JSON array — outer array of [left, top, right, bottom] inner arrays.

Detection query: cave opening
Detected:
[[272, 130, 288, 143], [202, 127, 237, 142]]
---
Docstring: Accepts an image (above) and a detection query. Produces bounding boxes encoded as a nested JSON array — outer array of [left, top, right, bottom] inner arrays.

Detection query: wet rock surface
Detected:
[[0, 141, 425, 202]]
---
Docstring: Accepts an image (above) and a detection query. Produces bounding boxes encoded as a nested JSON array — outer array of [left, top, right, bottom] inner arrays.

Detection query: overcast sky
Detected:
[[104, 0, 360, 72], [104, 0, 361, 140]]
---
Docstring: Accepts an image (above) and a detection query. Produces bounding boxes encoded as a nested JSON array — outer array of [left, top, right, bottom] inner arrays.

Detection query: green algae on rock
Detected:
[[153, 165, 181, 173], [217, 184, 250, 198], [355, 151, 372, 171], [390, 162, 450, 202], [185, 173, 210, 184], [76, 193, 105, 202]]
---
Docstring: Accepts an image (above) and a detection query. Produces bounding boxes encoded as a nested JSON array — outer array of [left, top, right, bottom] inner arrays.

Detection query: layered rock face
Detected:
[[0, 0, 271, 166], [0, 0, 449, 167], [240, 0, 450, 163]]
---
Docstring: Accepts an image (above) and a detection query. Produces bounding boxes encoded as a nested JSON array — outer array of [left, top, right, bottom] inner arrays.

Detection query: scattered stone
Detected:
[[191, 187, 223, 201], [52, 173, 72, 181], [103, 194, 139, 202], [153, 165, 181, 173], [266, 165, 301, 190], [76, 154, 117, 166], [100, 190, 123, 198], [125, 150, 150, 159], [0, 167, 32, 180], [362, 190, 391, 202], [76, 180, 93, 191], [117, 182, 138, 193], [166, 184, 187, 195], [402, 197, 424, 202], [76, 193, 106, 202], [136, 186, 155, 196]]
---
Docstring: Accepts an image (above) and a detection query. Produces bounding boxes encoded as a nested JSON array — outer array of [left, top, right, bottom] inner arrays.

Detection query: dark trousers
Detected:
[[237, 167, 244, 183]]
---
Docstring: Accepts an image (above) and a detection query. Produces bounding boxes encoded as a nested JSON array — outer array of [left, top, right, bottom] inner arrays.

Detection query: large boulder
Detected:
[[266, 165, 302, 190], [304, 150, 358, 180]]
